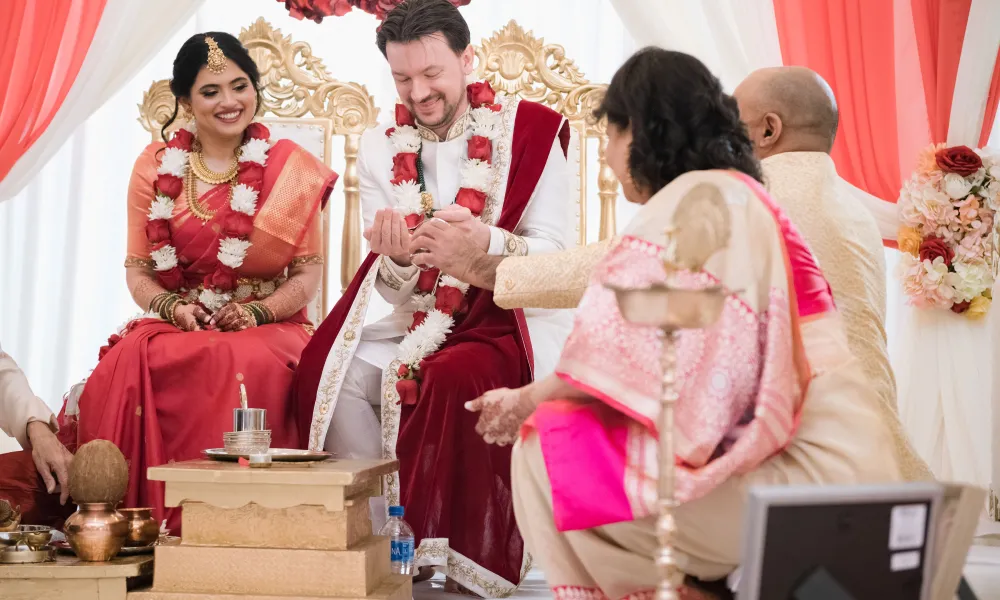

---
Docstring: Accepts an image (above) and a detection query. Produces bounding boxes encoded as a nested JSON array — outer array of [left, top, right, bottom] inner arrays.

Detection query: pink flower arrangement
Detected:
[[277, 0, 472, 23], [896, 145, 998, 318]]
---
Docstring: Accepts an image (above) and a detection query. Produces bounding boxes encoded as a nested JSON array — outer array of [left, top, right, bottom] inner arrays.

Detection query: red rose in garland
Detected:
[[391, 153, 419, 185], [467, 135, 492, 163], [223, 212, 255, 238], [145, 220, 171, 244], [435, 286, 465, 315], [467, 81, 496, 107], [237, 162, 265, 187], [935, 146, 983, 176], [156, 267, 185, 291], [395, 104, 416, 127], [156, 174, 183, 199], [395, 378, 418, 405], [416, 268, 441, 293], [455, 188, 486, 215]]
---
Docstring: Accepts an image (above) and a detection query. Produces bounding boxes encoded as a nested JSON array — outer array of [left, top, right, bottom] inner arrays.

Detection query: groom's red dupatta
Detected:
[[294, 101, 569, 586]]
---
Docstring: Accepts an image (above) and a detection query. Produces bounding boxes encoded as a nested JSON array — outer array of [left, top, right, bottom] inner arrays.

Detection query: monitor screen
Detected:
[[738, 484, 942, 600]]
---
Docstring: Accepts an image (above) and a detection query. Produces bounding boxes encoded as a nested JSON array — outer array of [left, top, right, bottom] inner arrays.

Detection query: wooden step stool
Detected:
[[129, 458, 409, 600]]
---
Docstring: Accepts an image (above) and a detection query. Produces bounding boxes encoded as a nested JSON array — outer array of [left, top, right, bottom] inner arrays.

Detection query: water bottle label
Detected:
[[390, 539, 414, 563]]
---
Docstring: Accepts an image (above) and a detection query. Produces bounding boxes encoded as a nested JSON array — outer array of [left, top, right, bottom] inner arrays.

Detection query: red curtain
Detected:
[[978, 48, 1000, 147], [772, 0, 903, 203], [910, 0, 973, 143], [0, 0, 107, 185]]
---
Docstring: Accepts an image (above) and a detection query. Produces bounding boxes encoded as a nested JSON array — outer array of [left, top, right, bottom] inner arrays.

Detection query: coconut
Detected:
[[0, 499, 21, 531], [68, 440, 129, 505]]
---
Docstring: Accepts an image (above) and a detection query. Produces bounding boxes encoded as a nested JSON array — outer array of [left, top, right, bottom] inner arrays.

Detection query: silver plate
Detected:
[[51, 536, 180, 556], [202, 448, 333, 462]]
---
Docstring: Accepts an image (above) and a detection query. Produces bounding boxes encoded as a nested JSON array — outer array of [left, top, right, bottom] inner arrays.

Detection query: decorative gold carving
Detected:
[[474, 20, 616, 245], [136, 18, 379, 315]]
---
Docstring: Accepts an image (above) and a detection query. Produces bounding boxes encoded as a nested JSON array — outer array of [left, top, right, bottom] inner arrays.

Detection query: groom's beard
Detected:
[[412, 95, 459, 131]]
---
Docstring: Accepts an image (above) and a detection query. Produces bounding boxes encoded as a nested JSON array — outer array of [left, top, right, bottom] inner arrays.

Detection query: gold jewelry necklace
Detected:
[[188, 151, 238, 185], [185, 168, 230, 223]]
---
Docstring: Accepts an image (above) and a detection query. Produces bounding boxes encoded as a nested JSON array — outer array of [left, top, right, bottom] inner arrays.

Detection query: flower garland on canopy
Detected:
[[147, 122, 273, 313], [277, 0, 472, 24], [391, 81, 502, 405], [896, 144, 1000, 318]]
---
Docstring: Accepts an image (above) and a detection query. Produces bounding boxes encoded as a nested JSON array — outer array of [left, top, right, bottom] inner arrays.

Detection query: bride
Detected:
[[4, 32, 337, 532]]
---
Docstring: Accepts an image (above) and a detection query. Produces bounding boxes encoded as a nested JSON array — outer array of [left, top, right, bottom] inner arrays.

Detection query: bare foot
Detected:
[[444, 577, 481, 597], [413, 566, 435, 582]]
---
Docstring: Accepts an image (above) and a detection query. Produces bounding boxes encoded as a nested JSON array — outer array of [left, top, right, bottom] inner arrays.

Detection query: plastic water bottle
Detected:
[[379, 505, 415, 575]]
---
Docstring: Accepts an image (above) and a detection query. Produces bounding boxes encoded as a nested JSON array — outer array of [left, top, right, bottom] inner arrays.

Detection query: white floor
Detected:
[[414, 522, 1000, 600]]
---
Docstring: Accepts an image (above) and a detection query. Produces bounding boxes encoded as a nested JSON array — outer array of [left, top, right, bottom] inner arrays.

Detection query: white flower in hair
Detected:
[[151, 245, 178, 271], [390, 125, 421, 154], [460, 159, 491, 192], [439, 275, 470, 294], [231, 184, 259, 215], [218, 238, 252, 268], [149, 195, 175, 221], [411, 293, 437, 313], [158, 147, 189, 178], [392, 180, 423, 214], [199, 289, 231, 312], [240, 138, 270, 166]]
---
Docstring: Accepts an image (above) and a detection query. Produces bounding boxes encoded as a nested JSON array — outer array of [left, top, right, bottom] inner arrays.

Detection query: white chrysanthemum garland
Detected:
[[895, 144, 999, 319], [147, 121, 273, 314], [388, 82, 502, 404]]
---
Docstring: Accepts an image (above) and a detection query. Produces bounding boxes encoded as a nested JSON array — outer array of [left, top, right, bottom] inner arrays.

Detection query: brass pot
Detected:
[[64, 503, 127, 561], [118, 507, 159, 547]]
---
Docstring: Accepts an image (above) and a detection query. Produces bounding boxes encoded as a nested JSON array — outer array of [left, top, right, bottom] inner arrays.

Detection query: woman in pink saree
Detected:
[[467, 49, 901, 600]]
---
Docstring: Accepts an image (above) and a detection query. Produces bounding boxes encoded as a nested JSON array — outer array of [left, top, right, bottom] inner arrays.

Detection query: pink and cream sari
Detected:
[[514, 170, 901, 598]]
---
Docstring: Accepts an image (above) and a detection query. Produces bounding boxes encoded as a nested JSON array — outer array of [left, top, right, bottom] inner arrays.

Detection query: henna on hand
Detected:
[[260, 264, 321, 322], [127, 269, 168, 312]]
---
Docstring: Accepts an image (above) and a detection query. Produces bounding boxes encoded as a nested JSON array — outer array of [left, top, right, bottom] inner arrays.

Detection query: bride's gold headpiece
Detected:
[[204, 36, 227, 74]]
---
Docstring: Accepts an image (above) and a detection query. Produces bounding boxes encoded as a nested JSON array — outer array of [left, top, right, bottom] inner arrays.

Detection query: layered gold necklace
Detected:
[[186, 150, 239, 223]]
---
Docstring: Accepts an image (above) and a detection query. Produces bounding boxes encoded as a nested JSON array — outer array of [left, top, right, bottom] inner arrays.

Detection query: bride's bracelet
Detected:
[[244, 301, 275, 326], [151, 293, 187, 328]]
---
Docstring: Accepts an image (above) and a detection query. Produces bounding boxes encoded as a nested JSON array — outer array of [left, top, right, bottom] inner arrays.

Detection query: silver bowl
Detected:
[[0, 525, 52, 549]]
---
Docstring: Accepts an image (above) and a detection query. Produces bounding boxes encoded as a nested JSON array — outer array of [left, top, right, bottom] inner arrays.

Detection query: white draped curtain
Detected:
[[0, 0, 635, 452], [892, 0, 1000, 490]]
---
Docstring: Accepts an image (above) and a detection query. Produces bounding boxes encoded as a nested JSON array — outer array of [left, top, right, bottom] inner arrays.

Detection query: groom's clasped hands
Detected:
[[363, 205, 491, 279]]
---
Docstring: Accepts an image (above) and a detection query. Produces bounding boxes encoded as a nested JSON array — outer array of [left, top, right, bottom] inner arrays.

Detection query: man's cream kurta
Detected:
[[760, 152, 930, 481]]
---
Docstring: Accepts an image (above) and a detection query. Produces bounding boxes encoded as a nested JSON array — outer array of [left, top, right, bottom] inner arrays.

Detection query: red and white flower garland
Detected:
[[391, 82, 502, 404], [146, 122, 273, 313]]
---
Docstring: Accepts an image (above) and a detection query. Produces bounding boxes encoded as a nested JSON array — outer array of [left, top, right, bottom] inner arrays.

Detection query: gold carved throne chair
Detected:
[[474, 20, 617, 247], [137, 18, 380, 323]]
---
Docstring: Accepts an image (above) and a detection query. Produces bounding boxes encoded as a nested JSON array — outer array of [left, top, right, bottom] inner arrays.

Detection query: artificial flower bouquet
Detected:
[[896, 144, 999, 319]]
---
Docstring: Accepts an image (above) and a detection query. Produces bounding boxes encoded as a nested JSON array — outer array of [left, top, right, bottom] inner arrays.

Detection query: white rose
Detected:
[[942, 172, 973, 199]]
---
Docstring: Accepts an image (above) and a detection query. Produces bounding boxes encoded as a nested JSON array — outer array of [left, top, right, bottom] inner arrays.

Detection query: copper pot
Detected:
[[118, 507, 159, 547], [64, 503, 127, 561]]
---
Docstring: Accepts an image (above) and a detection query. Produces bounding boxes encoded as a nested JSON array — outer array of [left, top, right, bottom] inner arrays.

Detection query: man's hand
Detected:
[[409, 219, 503, 289], [433, 205, 491, 251], [364, 208, 412, 267], [26, 421, 73, 505]]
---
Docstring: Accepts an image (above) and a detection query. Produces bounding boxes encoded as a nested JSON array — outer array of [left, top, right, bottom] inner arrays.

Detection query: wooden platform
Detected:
[[0, 554, 153, 600], [135, 457, 409, 600]]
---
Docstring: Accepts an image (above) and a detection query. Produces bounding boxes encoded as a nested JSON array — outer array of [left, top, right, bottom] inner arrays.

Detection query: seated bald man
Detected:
[[730, 67, 929, 481]]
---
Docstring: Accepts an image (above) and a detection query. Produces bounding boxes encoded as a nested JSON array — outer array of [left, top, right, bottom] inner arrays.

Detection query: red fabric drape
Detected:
[[772, 0, 902, 203], [978, 48, 1000, 147], [911, 0, 973, 143], [0, 0, 107, 184]]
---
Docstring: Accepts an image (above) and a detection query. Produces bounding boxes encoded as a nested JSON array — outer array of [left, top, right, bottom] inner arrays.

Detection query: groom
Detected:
[[294, 0, 574, 596]]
